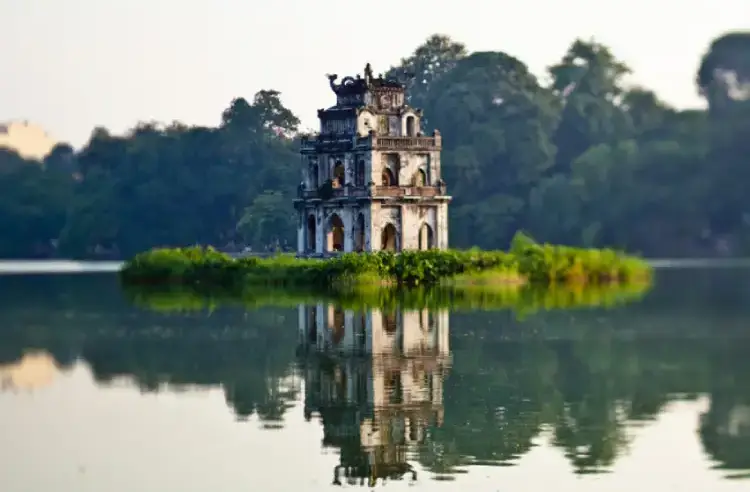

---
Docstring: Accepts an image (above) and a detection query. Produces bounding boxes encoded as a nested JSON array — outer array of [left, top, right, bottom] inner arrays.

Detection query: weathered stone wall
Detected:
[[370, 149, 434, 187], [372, 205, 401, 251], [297, 199, 447, 254], [400, 204, 437, 250]]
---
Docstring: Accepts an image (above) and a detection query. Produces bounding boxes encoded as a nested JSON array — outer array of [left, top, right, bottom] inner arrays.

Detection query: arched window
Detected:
[[381, 223, 398, 251], [381, 168, 396, 186], [418, 223, 434, 250], [412, 169, 427, 187], [405, 115, 416, 136]]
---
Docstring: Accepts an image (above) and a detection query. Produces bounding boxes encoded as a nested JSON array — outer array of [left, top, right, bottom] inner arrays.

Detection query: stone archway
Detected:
[[418, 223, 434, 250], [381, 223, 398, 252], [306, 214, 316, 252], [327, 213, 345, 252], [355, 213, 366, 252]]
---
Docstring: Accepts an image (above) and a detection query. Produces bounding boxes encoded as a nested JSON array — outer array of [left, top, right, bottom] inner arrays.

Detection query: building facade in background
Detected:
[[0, 121, 57, 160]]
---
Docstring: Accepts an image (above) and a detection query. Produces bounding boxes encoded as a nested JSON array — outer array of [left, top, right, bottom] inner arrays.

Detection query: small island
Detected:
[[120, 64, 651, 293], [119, 232, 651, 290]]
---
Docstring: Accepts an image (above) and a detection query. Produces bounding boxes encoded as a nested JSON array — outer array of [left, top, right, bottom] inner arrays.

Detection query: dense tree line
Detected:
[[1, 32, 749, 258]]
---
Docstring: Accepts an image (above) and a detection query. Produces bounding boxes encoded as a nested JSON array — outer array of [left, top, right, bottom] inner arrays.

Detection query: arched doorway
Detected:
[[405, 116, 416, 136], [306, 214, 316, 252], [418, 223, 434, 250], [355, 213, 366, 252], [381, 223, 398, 252], [412, 169, 427, 187], [327, 213, 345, 252], [332, 161, 345, 188]]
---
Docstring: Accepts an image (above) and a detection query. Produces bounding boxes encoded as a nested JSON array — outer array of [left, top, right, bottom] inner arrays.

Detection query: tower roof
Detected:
[[327, 63, 404, 97]]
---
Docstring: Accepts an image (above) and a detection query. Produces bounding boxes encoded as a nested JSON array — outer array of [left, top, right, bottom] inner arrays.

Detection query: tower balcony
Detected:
[[295, 184, 449, 202], [371, 132, 441, 151], [372, 184, 447, 198], [300, 130, 442, 153]]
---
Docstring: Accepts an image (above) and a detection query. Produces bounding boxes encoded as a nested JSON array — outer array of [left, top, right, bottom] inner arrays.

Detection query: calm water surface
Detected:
[[1, 265, 749, 491]]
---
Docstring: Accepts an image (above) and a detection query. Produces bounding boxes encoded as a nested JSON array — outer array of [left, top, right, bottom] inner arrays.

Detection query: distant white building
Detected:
[[0, 120, 57, 160], [0, 352, 61, 391]]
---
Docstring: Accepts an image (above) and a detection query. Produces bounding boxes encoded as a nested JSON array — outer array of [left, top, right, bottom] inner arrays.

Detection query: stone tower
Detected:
[[295, 63, 451, 255]]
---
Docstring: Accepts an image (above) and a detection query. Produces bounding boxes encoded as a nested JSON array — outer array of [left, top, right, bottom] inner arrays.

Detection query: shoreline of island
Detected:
[[119, 233, 652, 292]]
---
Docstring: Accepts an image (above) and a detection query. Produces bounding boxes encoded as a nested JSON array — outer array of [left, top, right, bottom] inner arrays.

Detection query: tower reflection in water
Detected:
[[297, 304, 451, 487]]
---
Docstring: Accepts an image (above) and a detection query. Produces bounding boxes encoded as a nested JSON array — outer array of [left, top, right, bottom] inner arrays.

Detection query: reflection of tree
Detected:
[[0, 273, 301, 426], [3, 273, 750, 480], [79, 319, 300, 424], [427, 313, 742, 477], [699, 343, 750, 478]]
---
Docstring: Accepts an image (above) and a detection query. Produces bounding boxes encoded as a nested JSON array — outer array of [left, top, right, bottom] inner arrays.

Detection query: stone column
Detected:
[[315, 209, 325, 254], [296, 210, 305, 254], [364, 205, 373, 252], [436, 203, 449, 249], [343, 207, 354, 253]]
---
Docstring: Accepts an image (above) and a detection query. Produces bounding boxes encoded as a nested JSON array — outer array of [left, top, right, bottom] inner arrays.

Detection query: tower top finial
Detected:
[[364, 63, 373, 84]]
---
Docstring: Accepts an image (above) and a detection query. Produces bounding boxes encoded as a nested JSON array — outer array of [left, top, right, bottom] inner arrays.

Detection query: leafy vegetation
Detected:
[[1, 32, 749, 258], [118, 232, 651, 289], [121, 277, 651, 315], [1, 271, 749, 476]]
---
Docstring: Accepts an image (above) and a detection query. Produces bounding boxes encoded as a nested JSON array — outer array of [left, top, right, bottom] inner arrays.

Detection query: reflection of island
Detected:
[[0, 351, 61, 391], [297, 304, 451, 486], [3, 271, 750, 479]]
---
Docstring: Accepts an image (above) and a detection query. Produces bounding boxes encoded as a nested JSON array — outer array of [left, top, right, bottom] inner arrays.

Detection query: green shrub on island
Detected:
[[122, 281, 651, 315], [119, 232, 651, 288]]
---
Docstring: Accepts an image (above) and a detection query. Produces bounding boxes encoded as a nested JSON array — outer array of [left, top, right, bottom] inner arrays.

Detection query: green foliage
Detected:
[[2, 32, 750, 259], [122, 280, 651, 315], [119, 234, 651, 290]]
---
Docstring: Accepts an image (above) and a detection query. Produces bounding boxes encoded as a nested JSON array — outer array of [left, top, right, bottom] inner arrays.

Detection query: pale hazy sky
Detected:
[[1, 0, 748, 148]]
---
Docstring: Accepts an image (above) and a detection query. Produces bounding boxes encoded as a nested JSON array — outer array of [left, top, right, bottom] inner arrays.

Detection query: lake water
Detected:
[[1, 264, 749, 491]]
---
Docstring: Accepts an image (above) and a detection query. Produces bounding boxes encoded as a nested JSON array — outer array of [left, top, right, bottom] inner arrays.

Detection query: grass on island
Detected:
[[122, 280, 652, 315], [119, 232, 652, 289]]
